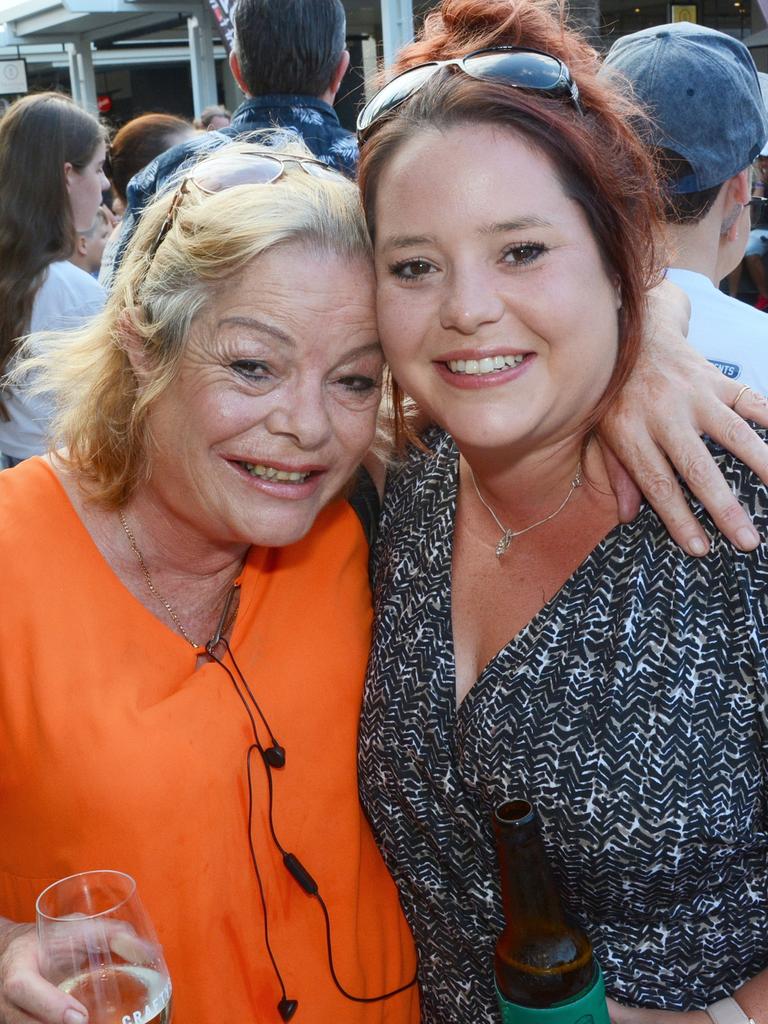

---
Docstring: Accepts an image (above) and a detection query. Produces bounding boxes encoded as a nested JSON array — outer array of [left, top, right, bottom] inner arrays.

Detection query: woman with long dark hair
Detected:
[[0, 92, 107, 467]]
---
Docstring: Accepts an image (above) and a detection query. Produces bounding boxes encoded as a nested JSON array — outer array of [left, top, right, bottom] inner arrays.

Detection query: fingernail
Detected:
[[64, 1010, 87, 1024], [736, 526, 760, 550], [688, 536, 709, 556]]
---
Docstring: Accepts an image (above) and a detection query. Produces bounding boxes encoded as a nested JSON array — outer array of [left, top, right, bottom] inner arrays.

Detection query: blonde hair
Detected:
[[15, 139, 372, 506]]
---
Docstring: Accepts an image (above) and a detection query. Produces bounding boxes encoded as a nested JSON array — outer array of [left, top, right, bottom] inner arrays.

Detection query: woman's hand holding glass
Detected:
[[35, 871, 171, 1024], [0, 917, 89, 1024], [0, 871, 172, 1024]]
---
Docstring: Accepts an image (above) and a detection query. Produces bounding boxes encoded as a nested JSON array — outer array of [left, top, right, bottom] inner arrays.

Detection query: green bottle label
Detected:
[[496, 964, 611, 1024]]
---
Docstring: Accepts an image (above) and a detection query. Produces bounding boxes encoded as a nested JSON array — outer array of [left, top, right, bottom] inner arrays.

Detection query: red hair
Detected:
[[358, 0, 665, 449], [396, 0, 595, 73], [107, 113, 193, 204]]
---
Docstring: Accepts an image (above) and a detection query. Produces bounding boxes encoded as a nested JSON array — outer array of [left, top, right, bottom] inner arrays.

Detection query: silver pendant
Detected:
[[495, 530, 514, 559]]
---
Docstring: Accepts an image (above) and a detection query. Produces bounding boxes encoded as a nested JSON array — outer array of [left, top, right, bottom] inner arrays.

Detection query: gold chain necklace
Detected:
[[469, 460, 584, 560], [119, 508, 201, 649]]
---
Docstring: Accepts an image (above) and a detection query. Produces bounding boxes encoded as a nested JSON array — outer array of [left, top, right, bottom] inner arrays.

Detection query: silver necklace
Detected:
[[119, 508, 201, 649], [469, 460, 584, 559]]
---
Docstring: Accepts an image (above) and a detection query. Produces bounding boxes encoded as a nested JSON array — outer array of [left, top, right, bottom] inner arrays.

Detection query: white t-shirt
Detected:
[[0, 260, 104, 459], [666, 267, 768, 396]]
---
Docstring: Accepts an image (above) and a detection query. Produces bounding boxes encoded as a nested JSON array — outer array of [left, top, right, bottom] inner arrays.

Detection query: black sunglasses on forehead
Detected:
[[356, 46, 584, 142]]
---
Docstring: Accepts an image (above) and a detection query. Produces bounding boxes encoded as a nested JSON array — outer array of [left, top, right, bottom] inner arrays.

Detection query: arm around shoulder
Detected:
[[600, 278, 768, 556]]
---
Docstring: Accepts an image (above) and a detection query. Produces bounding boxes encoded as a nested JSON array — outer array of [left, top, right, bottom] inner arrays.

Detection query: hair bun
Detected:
[[393, 0, 596, 75]]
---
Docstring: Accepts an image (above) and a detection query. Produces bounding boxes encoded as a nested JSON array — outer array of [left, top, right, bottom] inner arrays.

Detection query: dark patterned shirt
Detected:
[[359, 429, 768, 1023]]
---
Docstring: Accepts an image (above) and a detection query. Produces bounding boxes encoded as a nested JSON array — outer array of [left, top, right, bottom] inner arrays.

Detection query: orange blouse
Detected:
[[0, 458, 418, 1024]]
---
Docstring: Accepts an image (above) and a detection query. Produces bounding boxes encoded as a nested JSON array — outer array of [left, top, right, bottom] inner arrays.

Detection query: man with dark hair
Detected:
[[222, 0, 354, 172], [234, 0, 347, 100], [602, 23, 768, 393], [105, 0, 355, 283]]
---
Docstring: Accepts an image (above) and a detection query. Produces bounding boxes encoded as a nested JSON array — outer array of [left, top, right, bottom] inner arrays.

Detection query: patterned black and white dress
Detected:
[[359, 429, 768, 1024]]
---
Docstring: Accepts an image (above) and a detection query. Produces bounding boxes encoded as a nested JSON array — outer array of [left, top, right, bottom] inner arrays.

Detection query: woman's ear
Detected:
[[614, 276, 623, 311], [116, 308, 151, 379]]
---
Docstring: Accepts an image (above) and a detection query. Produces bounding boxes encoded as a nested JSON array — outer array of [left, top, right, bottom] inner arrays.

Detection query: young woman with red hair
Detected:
[[356, 1, 768, 1021]]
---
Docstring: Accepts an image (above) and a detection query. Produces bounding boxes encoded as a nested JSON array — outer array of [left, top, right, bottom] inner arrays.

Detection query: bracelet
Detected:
[[706, 997, 757, 1024]]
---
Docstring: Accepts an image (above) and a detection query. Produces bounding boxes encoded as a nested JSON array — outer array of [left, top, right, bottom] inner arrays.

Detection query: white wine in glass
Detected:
[[36, 870, 172, 1024]]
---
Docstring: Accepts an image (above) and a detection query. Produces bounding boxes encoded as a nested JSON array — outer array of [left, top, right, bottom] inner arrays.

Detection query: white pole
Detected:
[[187, 11, 218, 117], [66, 42, 81, 105], [380, 0, 414, 68], [66, 38, 97, 112]]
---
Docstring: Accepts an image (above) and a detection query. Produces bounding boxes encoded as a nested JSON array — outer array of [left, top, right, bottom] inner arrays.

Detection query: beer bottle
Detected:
[[492, 799, 610, 1024]]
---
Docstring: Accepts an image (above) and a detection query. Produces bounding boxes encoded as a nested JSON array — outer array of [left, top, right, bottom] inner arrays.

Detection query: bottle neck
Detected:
[[495, 812, 568, 937]]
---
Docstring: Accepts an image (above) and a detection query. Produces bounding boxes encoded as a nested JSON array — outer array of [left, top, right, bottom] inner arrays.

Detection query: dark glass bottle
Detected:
[[492, 799, 609, 1024]]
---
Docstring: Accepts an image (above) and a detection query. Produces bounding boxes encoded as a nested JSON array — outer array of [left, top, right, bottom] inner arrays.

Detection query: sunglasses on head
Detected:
[[143, 151, 341, 272], [356, 46, 583, 142]]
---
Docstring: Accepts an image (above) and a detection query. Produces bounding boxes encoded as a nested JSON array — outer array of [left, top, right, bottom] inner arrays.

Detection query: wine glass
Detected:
[[36, 870, 172, 1024]]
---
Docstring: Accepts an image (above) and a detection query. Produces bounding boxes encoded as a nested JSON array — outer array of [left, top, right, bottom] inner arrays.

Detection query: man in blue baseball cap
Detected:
[[602, 22, 768, 394]]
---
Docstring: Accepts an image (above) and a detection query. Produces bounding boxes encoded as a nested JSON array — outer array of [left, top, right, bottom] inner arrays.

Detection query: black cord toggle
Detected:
[[278, 997, 298, 1021], [263, 743, 286, 769], [284, 853, 318, 895]]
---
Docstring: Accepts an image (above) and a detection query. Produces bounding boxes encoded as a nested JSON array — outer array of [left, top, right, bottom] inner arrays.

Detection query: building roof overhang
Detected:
[[0, 0, 204, 46]]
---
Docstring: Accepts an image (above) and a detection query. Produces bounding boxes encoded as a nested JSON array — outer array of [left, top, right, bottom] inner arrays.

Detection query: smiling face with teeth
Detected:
[[373, 124, 622, 459], [134, 244, 383, 552]]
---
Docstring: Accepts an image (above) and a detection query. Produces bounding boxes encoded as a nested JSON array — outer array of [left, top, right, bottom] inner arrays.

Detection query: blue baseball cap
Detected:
[[601, 22, 768, 193]]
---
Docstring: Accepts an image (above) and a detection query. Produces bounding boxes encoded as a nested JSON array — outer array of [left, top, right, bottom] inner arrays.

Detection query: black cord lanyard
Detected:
[[204, 587, 417, 1020]]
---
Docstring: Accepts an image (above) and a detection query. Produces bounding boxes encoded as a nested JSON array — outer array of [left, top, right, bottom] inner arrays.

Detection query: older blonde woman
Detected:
[[0, 142, 418, 1024]]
